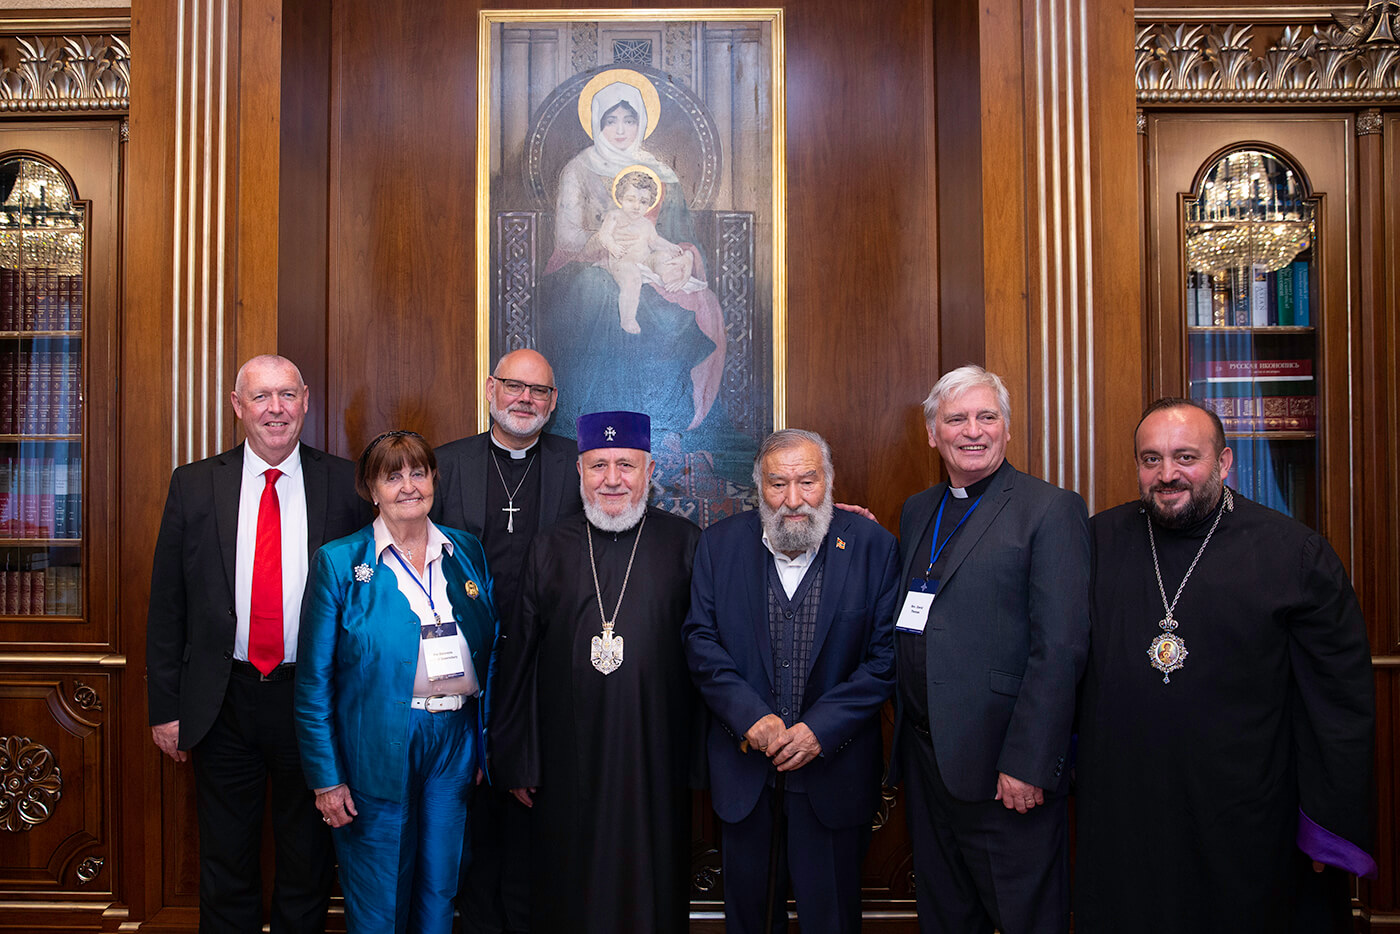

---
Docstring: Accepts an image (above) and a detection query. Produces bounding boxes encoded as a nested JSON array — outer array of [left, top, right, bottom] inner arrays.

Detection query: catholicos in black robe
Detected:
[[492, 507, 703, 934], [1075, 491, 1375, 934]]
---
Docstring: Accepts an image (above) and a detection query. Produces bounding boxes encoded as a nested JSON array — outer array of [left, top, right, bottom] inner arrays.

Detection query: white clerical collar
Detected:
[[489, 430, 537, 460], [948, 485, 969, 499], [761, 531, 819, 567], [373, 516, 453, 563]]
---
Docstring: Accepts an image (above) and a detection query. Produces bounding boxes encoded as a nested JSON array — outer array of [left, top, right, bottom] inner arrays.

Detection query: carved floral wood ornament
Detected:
[[0, 735, 62, 832], [1137, 0, 1400, 103]]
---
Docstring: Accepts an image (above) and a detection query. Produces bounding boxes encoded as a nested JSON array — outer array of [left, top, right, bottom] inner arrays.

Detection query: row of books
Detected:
[[0, 454, 83, 538], [1196, 394, 1317, 431], [0, 347, 83, 434], [1186, 261, 1311, 327], [0, 267, 84, 331], [0, 566, 80, 616], [1230, 438, 1311, 521]]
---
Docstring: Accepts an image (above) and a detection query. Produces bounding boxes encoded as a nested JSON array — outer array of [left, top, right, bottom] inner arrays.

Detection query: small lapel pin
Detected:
[[836, 537, 846, 550], [465, 580, 480, 599], [353, 563, 373, 582]]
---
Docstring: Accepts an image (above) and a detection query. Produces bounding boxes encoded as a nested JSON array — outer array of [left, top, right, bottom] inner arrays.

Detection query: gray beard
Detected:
[[759, 489, 834, 554], [490, 399, 548, 442], [583, 495, 648, 533]]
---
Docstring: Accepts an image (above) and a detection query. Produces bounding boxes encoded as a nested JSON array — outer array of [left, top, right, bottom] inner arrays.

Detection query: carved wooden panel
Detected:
[[0, 671, 110, 896]]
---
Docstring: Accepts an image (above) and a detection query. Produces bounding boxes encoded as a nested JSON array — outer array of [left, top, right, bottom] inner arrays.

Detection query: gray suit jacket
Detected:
[[892, 462, 1090, 801], [431, 430, 582, 538]]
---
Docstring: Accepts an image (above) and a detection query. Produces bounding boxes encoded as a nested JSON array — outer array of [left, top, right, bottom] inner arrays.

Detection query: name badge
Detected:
[[421, 621, 466, 682], [896, 580, 937, 633]]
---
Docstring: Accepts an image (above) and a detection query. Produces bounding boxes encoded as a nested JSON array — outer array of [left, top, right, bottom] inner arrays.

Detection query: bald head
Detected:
[[488, 348, 559, 448], [230, 354, 309, 465]]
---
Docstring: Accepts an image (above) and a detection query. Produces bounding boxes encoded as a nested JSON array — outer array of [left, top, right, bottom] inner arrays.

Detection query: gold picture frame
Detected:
[[476, 8, 785, 525]]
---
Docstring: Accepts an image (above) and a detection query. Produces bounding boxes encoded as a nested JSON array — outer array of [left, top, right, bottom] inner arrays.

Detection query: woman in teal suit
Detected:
[[295, 430, 497, 934]]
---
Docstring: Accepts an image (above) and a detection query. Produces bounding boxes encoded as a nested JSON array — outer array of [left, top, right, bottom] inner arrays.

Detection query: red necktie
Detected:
[[248, 468, 283, 676]]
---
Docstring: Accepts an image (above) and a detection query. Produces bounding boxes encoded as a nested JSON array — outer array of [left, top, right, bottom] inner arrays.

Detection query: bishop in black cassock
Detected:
[[1075, 400, 1375, 934], [491, 411, 702, 934]]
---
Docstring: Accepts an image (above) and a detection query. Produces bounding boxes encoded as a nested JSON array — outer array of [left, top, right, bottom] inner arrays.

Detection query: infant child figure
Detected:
[[595, 169, 703, 334]]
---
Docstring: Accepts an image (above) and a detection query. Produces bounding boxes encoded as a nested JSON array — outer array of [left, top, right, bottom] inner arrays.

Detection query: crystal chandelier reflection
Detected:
[[0, 157, 86, 276], [1185, 150, 1313, 276]]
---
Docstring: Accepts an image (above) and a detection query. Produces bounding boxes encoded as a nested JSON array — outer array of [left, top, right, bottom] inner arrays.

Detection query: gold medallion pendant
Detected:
[[1147, 621, 1188, 683]]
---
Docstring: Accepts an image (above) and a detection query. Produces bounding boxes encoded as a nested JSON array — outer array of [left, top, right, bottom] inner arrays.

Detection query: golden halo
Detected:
[[610, 165, 663, 210], [578, 68, 661, 141]]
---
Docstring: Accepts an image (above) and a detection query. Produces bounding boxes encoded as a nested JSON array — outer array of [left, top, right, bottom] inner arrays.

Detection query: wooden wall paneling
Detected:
[[326, 0, 478, 461], [122, 0, 270, 925], [234, 0, 279, 380], [934, 0, 988, 379], [1010, 0, 1141, 512], [123, 0, 180, 921], [277, 0, 332, 450], [1374, 113, 1400, 656], [934, 0, 1140, 513], [1355, 110, 1396, 652], [0, 672, 112, 911], [781, 0, 938, 531]]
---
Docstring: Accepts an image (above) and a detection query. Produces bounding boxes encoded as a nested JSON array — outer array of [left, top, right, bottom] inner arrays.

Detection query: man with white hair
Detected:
[[891, 365, 1089, 934], [492, 410, 702, 934], [683, 428, 900, 934]]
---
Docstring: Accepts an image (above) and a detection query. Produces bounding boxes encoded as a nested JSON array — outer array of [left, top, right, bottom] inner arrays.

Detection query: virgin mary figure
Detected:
[[538, 69, 727, 441]]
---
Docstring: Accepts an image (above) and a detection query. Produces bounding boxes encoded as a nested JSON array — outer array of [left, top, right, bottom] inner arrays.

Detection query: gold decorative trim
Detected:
[[0, 736, 62, 832], [0, 653, 125, 666], [1137, 111, 1147, 135], [0, 35, 130, 113], [1137, 2, 1400, 104], [75, 855, 103, 884], [1357, 108, 1385, 134]]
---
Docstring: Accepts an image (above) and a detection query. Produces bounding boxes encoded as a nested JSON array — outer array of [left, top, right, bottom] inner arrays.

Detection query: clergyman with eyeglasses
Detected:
[[430, 348, 582, 934]]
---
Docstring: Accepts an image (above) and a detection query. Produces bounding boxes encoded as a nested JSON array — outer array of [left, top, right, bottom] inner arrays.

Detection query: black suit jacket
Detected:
[[431, 430, 582, 537], [892, 462, 1090, 801], [145, 442, 369, 750]]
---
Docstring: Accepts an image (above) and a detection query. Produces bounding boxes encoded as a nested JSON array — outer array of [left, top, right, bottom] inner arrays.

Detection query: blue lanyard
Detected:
[[388, 546, 443, 628], [925, 490, 984, 577]]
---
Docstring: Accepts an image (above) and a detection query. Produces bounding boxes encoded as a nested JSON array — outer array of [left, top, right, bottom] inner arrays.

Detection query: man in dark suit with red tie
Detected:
[[146, 354, 369, 933]]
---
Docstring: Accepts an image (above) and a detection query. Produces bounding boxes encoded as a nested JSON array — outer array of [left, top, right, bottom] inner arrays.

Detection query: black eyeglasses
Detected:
[[492, 377, 555, 401], [365, 429, 424, 454]]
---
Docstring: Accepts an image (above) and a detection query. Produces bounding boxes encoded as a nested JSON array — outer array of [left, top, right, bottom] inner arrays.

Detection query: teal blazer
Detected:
[[294, 522, 498, 802]]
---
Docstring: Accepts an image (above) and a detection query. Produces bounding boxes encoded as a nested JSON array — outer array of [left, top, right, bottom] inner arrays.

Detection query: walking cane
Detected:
[[763, 769, 787, 933], [743, 736, 786, 932]]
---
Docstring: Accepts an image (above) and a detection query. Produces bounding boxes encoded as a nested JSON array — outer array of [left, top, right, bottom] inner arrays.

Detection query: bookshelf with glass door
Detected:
[[1182, 148, 1319, 530]]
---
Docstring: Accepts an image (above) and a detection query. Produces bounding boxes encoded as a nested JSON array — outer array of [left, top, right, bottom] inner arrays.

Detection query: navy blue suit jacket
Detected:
[[682, 509, 900, 829]]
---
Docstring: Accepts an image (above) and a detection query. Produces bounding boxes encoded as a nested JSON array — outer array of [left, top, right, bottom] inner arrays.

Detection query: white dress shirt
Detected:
[[373, 517, 480, 697], [761, 532, 820, 599]]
